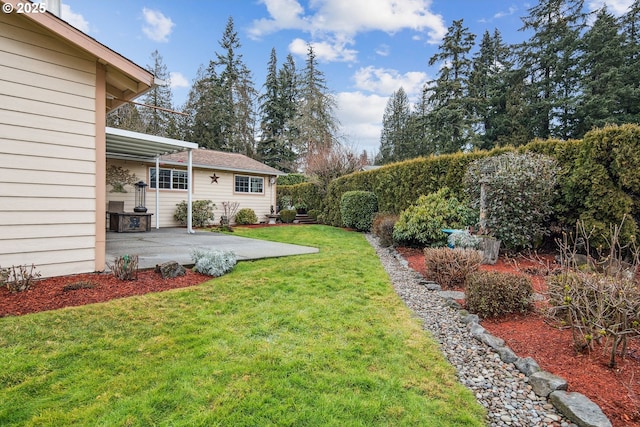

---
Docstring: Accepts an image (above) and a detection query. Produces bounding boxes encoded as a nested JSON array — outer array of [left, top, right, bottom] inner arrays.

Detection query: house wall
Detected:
[[0, 12, 98, 277], [106, 159, 276, 227]]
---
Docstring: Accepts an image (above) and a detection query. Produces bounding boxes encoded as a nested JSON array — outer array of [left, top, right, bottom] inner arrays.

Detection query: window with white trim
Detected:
[[235, 175, 264, 194], [150, 168, 188, 190]]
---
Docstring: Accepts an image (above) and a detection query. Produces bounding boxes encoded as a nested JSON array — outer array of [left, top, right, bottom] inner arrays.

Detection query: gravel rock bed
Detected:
[[365, 234, 576, 427]]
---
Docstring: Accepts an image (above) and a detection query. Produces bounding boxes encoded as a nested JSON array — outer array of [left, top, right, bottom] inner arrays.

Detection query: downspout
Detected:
[[187, 148, 194, 233], [155, 156, 160, 229]]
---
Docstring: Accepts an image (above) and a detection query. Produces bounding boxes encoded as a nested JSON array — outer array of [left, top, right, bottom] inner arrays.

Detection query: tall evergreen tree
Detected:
[[106, 103, 145, 132], [378, 87, 411, 164], [140, 50, 175, 137], [517, 0, 586, 139], [256, 49, 297, 172], [469, 29, 513, 149], [621, 0, 640, 124], [426, 19, 476, 153], [185, 17, 256, 155], [575, 7, 625, 136], [292, 44, 339, 165]]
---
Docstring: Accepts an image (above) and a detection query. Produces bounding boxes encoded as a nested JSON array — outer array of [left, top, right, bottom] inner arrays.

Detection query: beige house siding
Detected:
[[106, 159, 277, 227], [0, 12, 98, 277]]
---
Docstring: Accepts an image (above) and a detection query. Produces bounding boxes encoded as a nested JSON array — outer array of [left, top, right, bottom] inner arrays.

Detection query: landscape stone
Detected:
[[495, 346, 518, 364], [549, 390, 612, 427], [514, 357, 541, 376], [478, 332, 506, 350], [530, 371, 568, 397], [155, 261, 186, 279]]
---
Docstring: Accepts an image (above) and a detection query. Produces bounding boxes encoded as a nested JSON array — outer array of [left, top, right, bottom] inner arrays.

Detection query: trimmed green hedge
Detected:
[[321, 125, 640, 245], [278, 182, 323, 213], [340, 191, 378, 231]]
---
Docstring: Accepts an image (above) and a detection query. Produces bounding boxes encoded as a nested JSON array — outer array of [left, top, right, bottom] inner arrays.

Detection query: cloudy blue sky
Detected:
[[56, 0, 633, 156]]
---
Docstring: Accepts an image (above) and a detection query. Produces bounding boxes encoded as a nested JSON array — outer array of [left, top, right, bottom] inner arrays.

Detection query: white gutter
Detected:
[[187, 149, 194, 234], [155, 156, 160, 229]]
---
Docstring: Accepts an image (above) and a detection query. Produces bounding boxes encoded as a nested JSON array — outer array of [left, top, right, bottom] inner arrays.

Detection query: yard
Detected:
[[0, 225, 485, 426]]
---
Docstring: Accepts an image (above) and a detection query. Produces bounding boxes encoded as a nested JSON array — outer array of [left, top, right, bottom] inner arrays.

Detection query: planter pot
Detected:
[[479, 236, 501, 265]]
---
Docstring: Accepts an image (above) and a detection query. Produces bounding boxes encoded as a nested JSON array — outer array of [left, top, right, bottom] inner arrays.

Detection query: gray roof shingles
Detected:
[[159, 149, 285, 176]]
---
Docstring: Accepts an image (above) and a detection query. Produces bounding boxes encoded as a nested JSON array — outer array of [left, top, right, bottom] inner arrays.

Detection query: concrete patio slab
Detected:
[[106, 227, 319, 270]]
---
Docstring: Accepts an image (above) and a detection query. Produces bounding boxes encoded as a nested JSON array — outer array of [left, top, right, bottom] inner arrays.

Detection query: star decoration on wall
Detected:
[[210, 173, 219, 184]]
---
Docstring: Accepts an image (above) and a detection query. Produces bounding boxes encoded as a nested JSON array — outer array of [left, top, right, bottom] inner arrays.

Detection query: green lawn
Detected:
[[0, 225, 485, 426]]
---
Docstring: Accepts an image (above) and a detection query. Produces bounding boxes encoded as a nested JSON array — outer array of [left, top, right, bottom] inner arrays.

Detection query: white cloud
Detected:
[[169, 72, 189, 89], [494, 6, 518, 19], [336, 91, 388, 154], [353, 66, 428, 97], [588, 0, 633, 15], [289, 38, 358, 62], [251, 0, 447, 62], [375, 44, 390, 57], [60, 3, 89, 33], [142, 8, 174, 42]]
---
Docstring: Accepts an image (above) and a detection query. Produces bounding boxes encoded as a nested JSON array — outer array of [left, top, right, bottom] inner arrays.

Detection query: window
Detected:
[[150, 168, 188, 190], [235, 175, 264, 194]]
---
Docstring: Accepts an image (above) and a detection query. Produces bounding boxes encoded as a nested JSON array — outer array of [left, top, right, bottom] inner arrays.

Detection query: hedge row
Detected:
[[277, 182, 323, 212], [319, 124, 640, 238]]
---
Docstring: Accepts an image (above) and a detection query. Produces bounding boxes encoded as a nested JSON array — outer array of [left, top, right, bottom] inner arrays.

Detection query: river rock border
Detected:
[[365, 234, 612, 427]]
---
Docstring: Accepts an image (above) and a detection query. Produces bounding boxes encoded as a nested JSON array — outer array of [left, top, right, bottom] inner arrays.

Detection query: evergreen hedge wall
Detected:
[[277, 182, 323, 212], [320, 124, 640, 236]]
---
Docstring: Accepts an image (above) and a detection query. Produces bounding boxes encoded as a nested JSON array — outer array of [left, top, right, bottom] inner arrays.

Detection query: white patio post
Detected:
[[187, 148, 194, 234], [155, 155, 160, 229]]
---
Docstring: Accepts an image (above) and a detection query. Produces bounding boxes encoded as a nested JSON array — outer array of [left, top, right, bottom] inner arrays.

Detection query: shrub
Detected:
[[548, 217, 640, 367], [448, 230, 481, 249], [466, 271, 533, 318], [307, 209, 320, 220], [279, 209, 297, 223], [465, 152, 558, 251], [393, 188, 476, 247], [174, 200, 216, 228], [340, 191, 378, 231], [372, 213, 398, 247], [423, 248, 482, 290], [235, 208, 258, 225], [548, 271, 640, 367], [2, 264, 41, 293], [108, 255, 138, 281], [191, 249, 237, 277]]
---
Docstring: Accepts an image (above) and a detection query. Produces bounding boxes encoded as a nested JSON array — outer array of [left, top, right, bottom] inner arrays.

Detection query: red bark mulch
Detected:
[[396, 247, 640, 427], [0, 269, 210, 317]]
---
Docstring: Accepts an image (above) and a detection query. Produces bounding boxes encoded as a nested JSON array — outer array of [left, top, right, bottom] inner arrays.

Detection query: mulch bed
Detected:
[[0, 269, 209, 317], [396, 246, 640, 427]]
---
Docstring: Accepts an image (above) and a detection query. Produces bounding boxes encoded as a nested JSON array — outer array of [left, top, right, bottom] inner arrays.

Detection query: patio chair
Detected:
[[106, 201, 124, 230]]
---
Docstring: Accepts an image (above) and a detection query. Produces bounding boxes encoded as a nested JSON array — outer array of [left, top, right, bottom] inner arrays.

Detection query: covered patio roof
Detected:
[[105, 127, 199, 232], [106, 127, 198, 160]]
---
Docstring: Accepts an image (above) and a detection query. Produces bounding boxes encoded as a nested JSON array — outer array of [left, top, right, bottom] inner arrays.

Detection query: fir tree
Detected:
[[140, 50, 175, 137], [517, 0, 586, 139], [292, 44, 340, 166], [576, 7, 625, 136], [426, 19, 476, 153], [378, 87, 411, 164]]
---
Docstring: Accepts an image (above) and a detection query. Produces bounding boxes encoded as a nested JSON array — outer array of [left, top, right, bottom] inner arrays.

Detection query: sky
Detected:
[[55, 0, 634, 157]]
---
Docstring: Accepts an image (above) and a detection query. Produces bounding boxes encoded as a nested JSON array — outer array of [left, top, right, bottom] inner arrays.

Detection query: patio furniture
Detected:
[[109, 212, 153, 232], [106, 201, 124, 230]]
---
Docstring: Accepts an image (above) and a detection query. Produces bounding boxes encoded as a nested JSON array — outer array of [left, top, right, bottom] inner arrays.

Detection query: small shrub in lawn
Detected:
[[108, 255, 138, 281], [372, 213, 398, 247], [423, 248, 482, 290], [191, 249, 237, 277], [466, 271, 533, 318], [279, 209, 297, 223], [235, 208, 258, 225], [174, 200, 216, 228], [340, 191, 378, 231], [2, 264, 41, 293], [307, 209, 320, 220]]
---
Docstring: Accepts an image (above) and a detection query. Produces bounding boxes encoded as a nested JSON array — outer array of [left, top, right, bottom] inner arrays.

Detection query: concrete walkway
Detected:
[[106, 228, 319, 270]]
